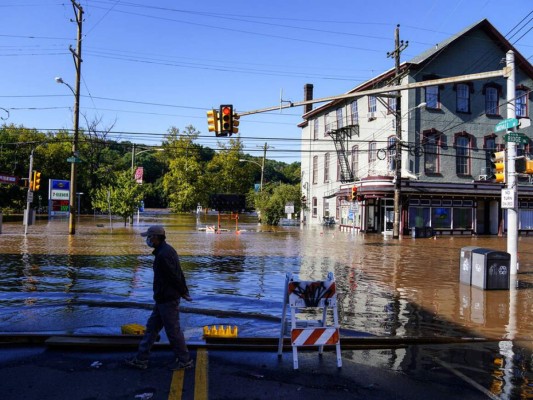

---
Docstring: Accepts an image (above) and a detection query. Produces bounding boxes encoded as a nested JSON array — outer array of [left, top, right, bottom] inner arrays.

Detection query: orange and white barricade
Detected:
[[277, 272, 342, 369]]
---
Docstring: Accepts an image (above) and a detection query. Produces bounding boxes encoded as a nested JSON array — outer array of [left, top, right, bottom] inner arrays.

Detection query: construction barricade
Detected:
[[277, 272, 342, 369]]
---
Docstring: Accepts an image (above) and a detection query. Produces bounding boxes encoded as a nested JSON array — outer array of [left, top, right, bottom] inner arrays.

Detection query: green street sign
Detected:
[[504, 132, 529, 144], [66, 156, 81, 163], [495, 118, 519, 132]]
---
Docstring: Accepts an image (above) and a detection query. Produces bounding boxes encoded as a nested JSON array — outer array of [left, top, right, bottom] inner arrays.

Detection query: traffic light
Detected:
[[220, 104, 233, 136], [526, 158, 533, 174], [490, 151, 505, 183], [31, 170, 42, 191], [351, 186, 357, 201], [232, 111, 240, 135], [515, 157, 526, 173], [206, 109, 220, 135]]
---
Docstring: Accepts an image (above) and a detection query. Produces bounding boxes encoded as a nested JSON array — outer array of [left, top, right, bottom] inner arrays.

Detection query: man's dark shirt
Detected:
[[152, 241, 189, 304]]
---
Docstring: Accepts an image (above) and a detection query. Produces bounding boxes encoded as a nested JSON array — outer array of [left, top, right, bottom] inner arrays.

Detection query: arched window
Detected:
[[423, 129, 440, 174], [387, 136, 396, 172], [455, 132, 471, 175], [351, 145, 359, 179], [516, 86, 529, 118], [324, 153, 330, 182]]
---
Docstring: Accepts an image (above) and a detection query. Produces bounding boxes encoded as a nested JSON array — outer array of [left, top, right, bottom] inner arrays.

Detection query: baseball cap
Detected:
[[140, 225, 166, 237]]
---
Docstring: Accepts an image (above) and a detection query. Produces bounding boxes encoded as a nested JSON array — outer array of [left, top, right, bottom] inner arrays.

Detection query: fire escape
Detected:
[[326, 122, 359, 183]]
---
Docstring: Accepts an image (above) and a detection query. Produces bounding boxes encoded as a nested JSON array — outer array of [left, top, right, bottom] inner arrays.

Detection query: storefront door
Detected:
[[382, 199, 394, 234]]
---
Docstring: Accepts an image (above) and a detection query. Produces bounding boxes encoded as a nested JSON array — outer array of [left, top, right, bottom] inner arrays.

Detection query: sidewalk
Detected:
[[0, 335, 522, 399]]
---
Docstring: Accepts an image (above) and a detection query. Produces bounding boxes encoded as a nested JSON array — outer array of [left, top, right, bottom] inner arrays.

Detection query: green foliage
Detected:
[[91, 170, 144, 225], [254, 183, 301, 225], [1, 122, 300, 216], [162, 126, 207, 212]]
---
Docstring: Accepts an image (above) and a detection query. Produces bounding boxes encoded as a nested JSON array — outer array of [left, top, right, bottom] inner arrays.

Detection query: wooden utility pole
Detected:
[[388, 25, 408, 239], [68, 0, 83, 235]]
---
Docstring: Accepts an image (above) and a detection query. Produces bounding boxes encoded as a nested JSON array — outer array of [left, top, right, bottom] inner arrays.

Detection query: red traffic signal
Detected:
[[220, 105, 233, 135], [351, 186, 357, 201]]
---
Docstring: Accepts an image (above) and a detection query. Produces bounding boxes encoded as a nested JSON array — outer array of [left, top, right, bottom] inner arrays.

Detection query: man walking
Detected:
[[126, 225, 193, 370]]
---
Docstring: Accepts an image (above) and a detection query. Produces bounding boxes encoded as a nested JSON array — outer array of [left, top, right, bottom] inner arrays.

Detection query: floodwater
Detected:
[[0, 211, 532, 342], [1, 211, 533, 397]]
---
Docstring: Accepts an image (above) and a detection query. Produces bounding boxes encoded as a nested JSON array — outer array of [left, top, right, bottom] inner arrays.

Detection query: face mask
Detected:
[[145, 237, 155, 248]]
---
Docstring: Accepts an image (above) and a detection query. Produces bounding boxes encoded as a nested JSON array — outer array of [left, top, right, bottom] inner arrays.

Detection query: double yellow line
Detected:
[[169, 348, 208, 400]]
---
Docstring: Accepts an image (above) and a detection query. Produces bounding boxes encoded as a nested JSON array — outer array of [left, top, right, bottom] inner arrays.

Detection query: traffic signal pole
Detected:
[[506, 51, 518, 276], [24, 150, 34, 235]]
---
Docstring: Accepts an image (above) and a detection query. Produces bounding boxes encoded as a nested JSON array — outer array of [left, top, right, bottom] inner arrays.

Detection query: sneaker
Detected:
[[168, 358, 194, 371], [125, 357, 148, 370]]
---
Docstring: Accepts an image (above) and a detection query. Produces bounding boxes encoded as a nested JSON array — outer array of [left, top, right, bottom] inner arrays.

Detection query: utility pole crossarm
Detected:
[[238, 69, 506, 117]]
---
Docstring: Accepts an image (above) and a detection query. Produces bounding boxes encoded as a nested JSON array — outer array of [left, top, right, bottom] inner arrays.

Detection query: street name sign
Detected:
[[66, 156, 81, 163], [495, 118, 519, 132], [504, 132, 529, 144]]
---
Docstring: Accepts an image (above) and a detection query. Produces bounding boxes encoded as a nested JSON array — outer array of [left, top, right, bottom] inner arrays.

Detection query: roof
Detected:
[[300, 19, 533, 123]]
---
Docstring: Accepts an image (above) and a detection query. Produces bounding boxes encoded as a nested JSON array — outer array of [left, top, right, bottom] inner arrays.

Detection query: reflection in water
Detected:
[[0, 214, 532, 395]]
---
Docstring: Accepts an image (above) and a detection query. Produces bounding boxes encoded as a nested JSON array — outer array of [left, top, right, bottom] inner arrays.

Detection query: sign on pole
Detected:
[[501, 188, 517, 209], [504, 132, 529, 144], [495, 118, 519, 132]]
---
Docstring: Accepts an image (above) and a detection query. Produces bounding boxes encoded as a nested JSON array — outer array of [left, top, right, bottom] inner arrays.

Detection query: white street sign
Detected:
[[501, 188, 516, 209]]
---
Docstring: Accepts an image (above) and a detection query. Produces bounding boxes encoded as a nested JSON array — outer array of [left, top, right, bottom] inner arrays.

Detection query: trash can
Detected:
[[411, 226, 433, 238], [471, 248, 510, 290], [459, 246, 481, 285]]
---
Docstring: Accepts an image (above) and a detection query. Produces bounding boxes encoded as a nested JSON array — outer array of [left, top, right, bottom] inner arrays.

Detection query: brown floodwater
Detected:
[[0, 211, 532, 346], [1, 211, 533, 397]]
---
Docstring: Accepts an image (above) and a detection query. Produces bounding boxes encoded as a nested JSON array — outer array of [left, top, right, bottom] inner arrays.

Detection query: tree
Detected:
[[91, 170, 144, 225], [254, 183, 301, 225], [162, 125, 207, 212]]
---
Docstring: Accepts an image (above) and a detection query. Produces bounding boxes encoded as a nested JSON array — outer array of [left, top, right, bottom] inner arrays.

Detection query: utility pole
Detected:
[[24, 150, 34, 235], [506, 51, 518, 275], [260, 142, 270, 192], [68, 0, 83, 235], [388, 25, 408, 239]]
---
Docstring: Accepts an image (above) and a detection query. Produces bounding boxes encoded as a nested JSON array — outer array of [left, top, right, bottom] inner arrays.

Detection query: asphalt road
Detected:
[[0, 338, 511, 400]]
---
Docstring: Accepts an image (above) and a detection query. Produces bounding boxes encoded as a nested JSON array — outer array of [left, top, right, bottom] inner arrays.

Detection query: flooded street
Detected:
[[1, 212, 533, 397], [1, 211, 532, 342]]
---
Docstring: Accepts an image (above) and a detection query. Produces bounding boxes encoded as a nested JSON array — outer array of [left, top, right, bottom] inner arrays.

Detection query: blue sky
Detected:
[[1, 0, 531, 162]]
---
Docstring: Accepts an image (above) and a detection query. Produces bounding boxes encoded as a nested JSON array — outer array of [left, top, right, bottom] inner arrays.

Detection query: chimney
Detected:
[[303, 83, 313, 114]]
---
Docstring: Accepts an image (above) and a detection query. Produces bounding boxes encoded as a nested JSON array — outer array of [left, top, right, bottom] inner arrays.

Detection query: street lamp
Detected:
[[393, 101, 426, 238], [131, 144, 164, 173], [239, 159, 264, 192], [55, 75, 80, 235]]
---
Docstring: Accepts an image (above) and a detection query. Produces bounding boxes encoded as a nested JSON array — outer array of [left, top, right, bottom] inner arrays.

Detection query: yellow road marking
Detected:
[[194, 348, 208, 400], [169, 369, 185, 400]]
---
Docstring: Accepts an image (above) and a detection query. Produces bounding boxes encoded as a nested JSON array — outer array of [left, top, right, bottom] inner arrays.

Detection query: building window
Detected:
[[336, 158, 341, 182], [455, 133, 471, 175], [423, 130, 439, 174], [388, 136, 396, 172], [387, 94, 396, 114], [426, 86, 440, 109], [312, 197, 317, 217], [456, 83, 470, 113], [516, 88, 528, 118], [485, 87, 499, 116], [368, 141, 377, 163], [313, 119, 319, 140], [350, 100, 358, 124], [325, 113, 332, 136], [312, 156, 318, 184], [432, 207, 452, 229], [368, 96, 377, 119], [324, 153, 330, 182], [336, 108, 344, 129], [351, 145, 359, 179]]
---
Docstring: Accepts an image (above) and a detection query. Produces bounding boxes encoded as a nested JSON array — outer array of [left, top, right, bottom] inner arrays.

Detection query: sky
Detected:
[[1, 0, 532, 163]]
